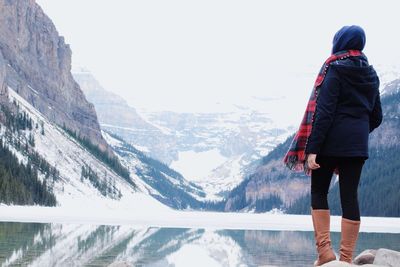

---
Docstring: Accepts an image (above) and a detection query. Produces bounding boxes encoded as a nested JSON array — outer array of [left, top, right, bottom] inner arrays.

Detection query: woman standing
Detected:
[[284, 25, 382, 266]]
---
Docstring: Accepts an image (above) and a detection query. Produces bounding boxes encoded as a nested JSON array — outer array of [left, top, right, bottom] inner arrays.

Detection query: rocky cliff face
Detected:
[[73, 69, 181, 166], [0, 49, 6, 100], [0, 0, 110, 153], [73, 69, 160, 133]]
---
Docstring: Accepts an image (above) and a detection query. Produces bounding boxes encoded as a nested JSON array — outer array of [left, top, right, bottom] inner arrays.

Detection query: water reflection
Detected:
[[0, 222, 399, 267]]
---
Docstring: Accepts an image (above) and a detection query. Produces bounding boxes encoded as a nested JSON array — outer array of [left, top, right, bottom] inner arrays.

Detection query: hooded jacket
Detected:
[[305, 26, 382, 157]]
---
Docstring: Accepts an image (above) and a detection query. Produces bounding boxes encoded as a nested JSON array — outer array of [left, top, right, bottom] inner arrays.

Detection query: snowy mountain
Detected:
[[380, 78, 400, 96], [0, 0, 211, 212], [73, 70, 216, 208], [0, 0, 158, 211], [1, 85, 214, 210], [0, 86, 168, 213], [74, 70, 293, 201], [375, 64, 400, 91], [102, 131, 220, 209], [0, 0, 175, 214], [140, 110, 292, 200], [0, 0, 111, 155]]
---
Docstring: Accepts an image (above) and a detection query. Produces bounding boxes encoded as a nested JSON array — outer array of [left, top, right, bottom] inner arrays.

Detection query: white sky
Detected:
[[36, 0, 400, 125]]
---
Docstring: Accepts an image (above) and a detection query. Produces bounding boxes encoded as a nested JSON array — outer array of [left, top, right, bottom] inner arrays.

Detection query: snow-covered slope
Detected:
[[375, 64, 400, 91], [1, 87, 169, 213], [102, 131, 209, 208]]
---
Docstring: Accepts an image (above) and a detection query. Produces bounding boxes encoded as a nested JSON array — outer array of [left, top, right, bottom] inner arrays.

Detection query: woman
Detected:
[[284, 25, 382, 266]]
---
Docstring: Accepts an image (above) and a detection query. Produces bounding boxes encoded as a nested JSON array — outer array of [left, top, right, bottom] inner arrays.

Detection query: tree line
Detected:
[[0, 103, 58, 206], [0, 138, 56, 206]]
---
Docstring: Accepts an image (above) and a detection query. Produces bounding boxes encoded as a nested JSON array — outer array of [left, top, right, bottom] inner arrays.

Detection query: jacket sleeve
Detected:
[[305, 68, 341, 154], [369, 93, 382, 133]]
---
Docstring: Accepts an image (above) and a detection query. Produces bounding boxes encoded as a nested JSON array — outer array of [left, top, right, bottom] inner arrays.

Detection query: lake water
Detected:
[[0, 222, 399, 267]]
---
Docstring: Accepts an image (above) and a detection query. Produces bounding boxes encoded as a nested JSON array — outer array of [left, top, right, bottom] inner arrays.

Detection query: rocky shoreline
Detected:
[[322, 248, 400, 267]]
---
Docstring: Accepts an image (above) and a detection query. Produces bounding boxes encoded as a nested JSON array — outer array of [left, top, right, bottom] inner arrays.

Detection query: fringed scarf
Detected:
[[283, 50, 363, 175]]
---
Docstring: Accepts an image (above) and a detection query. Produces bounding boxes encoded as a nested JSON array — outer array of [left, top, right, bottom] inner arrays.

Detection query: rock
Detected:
[[321, 260, 386, 267], [0, 49, 7, 102], [354, 249, 377, 265], [0, 0, 111, 155], [322, 260, 352, 267], [373, 248, 400, 267]]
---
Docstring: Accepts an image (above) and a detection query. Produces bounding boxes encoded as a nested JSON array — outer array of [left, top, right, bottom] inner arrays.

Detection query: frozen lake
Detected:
[[0, 222, 400, 267]]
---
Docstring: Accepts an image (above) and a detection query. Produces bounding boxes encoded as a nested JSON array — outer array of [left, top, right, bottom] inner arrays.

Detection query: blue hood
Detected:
[[332, 25, 366, 54]]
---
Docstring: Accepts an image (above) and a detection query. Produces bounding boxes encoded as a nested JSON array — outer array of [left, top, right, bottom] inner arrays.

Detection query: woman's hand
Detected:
[[307, 154, 320, 170]]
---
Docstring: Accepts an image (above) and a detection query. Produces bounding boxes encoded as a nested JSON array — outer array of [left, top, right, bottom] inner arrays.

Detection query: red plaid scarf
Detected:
[[283, 50, 363, 175]]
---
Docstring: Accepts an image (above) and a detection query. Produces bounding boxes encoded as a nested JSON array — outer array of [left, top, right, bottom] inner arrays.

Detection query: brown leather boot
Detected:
[[311, 209, 336, 266], [340, 218, 361, 263]]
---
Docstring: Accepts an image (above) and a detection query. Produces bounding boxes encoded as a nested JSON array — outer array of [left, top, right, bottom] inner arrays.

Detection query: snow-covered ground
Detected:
[[0, 205, 399, 234]]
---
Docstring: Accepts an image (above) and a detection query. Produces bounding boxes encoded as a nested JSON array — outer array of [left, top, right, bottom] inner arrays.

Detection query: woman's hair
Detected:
[[332, 25, 366, 54]]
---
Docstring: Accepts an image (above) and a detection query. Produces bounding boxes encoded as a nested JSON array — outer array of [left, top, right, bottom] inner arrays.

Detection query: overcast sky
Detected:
[[36, 0, 400, 125]]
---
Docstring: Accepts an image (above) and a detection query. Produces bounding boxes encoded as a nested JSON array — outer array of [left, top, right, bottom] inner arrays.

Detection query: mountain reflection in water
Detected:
[[0, 222, 399, 267]]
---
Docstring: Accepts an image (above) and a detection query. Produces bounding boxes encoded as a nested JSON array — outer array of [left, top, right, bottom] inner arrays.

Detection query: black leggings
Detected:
[[311, 156, 366, 221]]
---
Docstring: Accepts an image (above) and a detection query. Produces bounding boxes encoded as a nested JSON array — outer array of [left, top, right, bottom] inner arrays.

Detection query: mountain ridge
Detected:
[[0, 0, 110, 154], [0, 0, 171, 212], [74, 69, 292, 201]]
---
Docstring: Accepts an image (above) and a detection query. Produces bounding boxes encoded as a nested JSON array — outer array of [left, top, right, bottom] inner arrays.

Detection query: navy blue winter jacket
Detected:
[[305, 55, 382, 158]]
